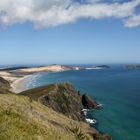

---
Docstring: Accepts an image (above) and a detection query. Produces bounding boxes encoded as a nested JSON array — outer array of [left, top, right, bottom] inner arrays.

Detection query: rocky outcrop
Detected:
[[82, 94, 99, 109], [0, 93, 111, 140], [125, 64, 140, 69], [20, 83, 101, 120], [21, 83, 81, 120], [20, 82, 111, 140], [39, 83, 84, 121]]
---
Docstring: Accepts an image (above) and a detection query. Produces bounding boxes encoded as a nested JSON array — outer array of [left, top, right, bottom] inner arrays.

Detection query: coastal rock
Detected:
[[40, 83, 84, 121], [20, 82, 111, 140], [21, 83, 84, 120], [20, 82, 100, 120], [82, 94, 99, 109], [0, 93, 111, 140]]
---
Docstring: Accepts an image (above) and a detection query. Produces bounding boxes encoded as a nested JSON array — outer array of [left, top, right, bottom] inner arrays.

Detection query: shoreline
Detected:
[[0, 64, 85, 93], [0, 65, 71, 93], [0, 72, 32, 93], [0, 64, 109, 93], [10, 75, 32, 93], [0, 71, 35, 93], [0, 65, 111, 139]]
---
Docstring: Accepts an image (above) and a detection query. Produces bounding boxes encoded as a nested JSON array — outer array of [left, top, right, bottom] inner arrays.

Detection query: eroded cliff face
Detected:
[[0, 78, 111, 140], [21, 82, 99, 121], [20, 82, 111, 140], [82, 94, 99, 109], [39, 83, 84, 121]]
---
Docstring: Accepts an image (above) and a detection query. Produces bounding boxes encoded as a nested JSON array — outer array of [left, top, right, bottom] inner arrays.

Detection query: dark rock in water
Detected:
[[0, 77, 11, 94], [20, 82, 111, 140], [82, 94, 99, 109], [92, 133, 112, 140], [125, 64, 140, 69], [20, 83, 100, 121]]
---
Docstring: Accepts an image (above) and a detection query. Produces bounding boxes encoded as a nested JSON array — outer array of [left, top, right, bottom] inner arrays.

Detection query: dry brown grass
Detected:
[[0, 94, 95, 140]]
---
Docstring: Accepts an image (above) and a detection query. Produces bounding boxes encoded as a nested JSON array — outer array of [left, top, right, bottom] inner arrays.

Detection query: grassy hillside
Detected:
[[0, 79, 111, 140], [20, 83, 84, 120], [0, 93, 111, 140], [0, 77, 11, 94]]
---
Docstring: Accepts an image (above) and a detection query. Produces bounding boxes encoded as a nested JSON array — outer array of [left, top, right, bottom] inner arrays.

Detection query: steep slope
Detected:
[[0, 77, 11, 94], [20, 82, 99, 121], [0, 94, 110, 140]]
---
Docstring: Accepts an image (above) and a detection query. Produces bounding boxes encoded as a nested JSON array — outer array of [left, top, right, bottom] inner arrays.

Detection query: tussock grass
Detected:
[[0, 94, 94, 140]]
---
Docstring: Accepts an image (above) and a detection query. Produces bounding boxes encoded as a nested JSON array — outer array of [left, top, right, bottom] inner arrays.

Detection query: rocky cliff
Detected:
[[20, 82, 100, 121], [0, 79, 111, 140], [0, 93, 109, 140]]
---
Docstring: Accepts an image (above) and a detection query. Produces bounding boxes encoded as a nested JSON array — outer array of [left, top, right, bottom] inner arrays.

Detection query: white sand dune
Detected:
[[16, 65, 70, 73], [0, 71, 19, 83], [0, 65, 75, 93]]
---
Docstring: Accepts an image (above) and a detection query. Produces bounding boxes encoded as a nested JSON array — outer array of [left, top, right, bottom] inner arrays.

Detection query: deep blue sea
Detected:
[[25, 65, 140, 140]]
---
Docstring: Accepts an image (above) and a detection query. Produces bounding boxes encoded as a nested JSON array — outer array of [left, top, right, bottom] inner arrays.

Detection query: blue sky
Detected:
[[0, 0, 140, 65]]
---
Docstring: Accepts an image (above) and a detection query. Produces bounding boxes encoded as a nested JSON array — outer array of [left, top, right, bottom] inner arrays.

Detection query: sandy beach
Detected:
[[0, 71, 30, 93], [10, 75, 32, 93], [0, 65, 78, 93]]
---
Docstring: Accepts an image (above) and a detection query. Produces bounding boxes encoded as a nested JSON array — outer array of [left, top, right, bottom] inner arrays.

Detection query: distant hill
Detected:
[[125, 64, 140, 69], [0, 67, 28, 71], [93, 65, 110, 69]]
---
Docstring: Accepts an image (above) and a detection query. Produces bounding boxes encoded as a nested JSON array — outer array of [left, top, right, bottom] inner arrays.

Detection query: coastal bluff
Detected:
[[0, 78, 111, 140], [20, 82, 100, 121]]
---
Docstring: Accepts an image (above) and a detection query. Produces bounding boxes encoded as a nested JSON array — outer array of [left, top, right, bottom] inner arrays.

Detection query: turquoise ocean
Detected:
[[25, 65, 140, 140]]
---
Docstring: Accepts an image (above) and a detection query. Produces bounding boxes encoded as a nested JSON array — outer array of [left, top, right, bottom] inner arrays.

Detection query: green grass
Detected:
[[0, 94, 95, 140], [0, 109, 53, 140], [70, 126, 89, 140], [20, 84, 56, 100], [0, 81, 111, 140]]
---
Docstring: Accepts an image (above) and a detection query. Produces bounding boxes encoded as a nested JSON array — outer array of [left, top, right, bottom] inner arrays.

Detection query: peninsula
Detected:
[[0, 75, 111, 140], [0, 64, 108, 93], [0, 64, 83, 93]]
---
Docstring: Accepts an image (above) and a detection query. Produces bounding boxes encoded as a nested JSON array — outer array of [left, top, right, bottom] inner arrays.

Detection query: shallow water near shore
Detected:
[[25, 66, 140, 140]]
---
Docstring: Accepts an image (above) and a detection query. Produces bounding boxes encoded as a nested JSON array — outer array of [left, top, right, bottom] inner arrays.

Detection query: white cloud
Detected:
[[0, 0, 140, 28], [124, 14, 140, 27]]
